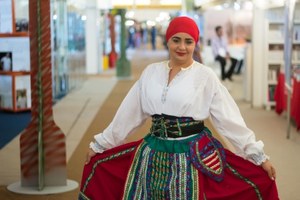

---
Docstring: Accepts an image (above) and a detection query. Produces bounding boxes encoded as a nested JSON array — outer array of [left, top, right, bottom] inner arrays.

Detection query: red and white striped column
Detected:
[[19, 0, 67, 189]]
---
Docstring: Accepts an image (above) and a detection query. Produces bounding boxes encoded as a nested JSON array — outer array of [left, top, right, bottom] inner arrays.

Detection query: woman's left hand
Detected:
[[261, 160, 276, 180]]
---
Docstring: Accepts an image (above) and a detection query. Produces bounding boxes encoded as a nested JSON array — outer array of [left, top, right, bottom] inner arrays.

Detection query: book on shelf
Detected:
[[294, 48, 300, 61], [16, 89, 27, 108], [294, 26, 300, 42], [268, 69, 278, 83], [268, 85, 276, 102], [268, 50, 283, 62], [294, 65, 300, 81]]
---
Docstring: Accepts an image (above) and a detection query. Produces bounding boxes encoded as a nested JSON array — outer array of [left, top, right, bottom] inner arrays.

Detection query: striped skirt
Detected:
[[79, 128, 279, 200]]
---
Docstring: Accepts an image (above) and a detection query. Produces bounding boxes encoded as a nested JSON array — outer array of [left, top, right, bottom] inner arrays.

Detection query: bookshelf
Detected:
[[264, 11, 300, 110], [0, 0, 30, 112]]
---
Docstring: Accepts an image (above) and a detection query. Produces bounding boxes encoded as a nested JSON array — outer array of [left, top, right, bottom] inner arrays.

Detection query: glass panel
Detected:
[[0, 0, 13, 33], [0, 37, 30, 71], [51, 0, 86, 100], [14, 0, 29, 32], [66, 8, 86, 91], [0, 75, 13, 108], [52, 0, 69, 99]]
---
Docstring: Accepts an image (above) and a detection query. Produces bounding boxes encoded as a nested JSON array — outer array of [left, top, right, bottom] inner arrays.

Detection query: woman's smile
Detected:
[[176, 52, 186, 56]]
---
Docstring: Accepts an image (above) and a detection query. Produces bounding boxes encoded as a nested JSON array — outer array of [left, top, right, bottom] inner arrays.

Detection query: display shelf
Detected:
[[264, 16, 300, 110], [0, 0, 31, 112], [0, 32, 29, 37]]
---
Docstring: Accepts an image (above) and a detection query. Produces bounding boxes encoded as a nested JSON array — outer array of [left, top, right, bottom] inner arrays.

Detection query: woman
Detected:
[[79, 16, 279, 200]]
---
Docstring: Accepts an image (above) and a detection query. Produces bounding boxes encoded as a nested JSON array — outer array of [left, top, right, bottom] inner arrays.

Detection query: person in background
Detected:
[[126, 26, 135, 48], [79, 16, 279, 200], [150, 25, 157, 50], [211, 25, 237, 81], [134, 24, 142, 48], [235, 59, 244, 74]]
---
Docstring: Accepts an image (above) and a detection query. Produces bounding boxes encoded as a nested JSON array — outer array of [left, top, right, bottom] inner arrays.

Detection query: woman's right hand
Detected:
[[85, 148, 97, 165]]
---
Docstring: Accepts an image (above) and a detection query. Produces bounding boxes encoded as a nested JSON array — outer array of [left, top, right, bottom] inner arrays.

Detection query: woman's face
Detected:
[[167, 32, 195, 64]]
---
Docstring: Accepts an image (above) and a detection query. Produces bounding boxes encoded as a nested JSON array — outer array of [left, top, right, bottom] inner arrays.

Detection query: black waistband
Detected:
[[150, 114, 204, 138]]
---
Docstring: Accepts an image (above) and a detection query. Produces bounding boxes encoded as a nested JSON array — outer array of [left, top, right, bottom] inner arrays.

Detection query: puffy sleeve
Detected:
[[90, 76, 149, 153], [208, 74, 269, 165]]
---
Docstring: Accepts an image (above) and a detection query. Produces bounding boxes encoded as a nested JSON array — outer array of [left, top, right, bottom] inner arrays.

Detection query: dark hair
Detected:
[[215, 26, 222, 32]]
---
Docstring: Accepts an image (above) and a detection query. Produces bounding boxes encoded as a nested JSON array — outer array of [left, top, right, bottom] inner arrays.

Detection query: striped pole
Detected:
[[19, 0, 67, 189]]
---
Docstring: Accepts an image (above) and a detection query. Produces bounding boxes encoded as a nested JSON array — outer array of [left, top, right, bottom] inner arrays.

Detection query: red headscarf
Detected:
[[165, 16, 199, 43]]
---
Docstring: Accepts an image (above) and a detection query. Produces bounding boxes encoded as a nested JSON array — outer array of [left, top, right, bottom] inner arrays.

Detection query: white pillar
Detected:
[[251, 6, 265, 107], [97, 0, 112, 71], [85, 0, 100, 74]]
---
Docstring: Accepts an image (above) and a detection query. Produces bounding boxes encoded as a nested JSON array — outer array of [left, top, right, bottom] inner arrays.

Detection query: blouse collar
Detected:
[[166, 61, 194, 71]]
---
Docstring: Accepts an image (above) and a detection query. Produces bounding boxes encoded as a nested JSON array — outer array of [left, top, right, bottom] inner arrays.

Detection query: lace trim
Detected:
[[248, 153, 270, 165], [89, 141, 106, 153]]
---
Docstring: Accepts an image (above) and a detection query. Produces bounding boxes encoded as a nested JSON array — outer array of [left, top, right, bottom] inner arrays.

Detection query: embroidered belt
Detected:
[[150, 114, 204, 138]]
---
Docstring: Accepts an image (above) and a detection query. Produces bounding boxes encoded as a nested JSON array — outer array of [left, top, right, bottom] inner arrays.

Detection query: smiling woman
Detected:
[[79, 16, 279, 200], [166, 16, 199, 72]]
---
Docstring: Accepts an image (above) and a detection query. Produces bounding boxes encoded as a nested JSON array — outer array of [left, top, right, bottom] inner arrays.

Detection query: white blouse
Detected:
[[91, 61, 268, 165]]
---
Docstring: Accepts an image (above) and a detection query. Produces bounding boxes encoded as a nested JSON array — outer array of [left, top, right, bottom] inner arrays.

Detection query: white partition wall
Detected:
[[85, 0, 100, 74], [251, 6, 265, 108]]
